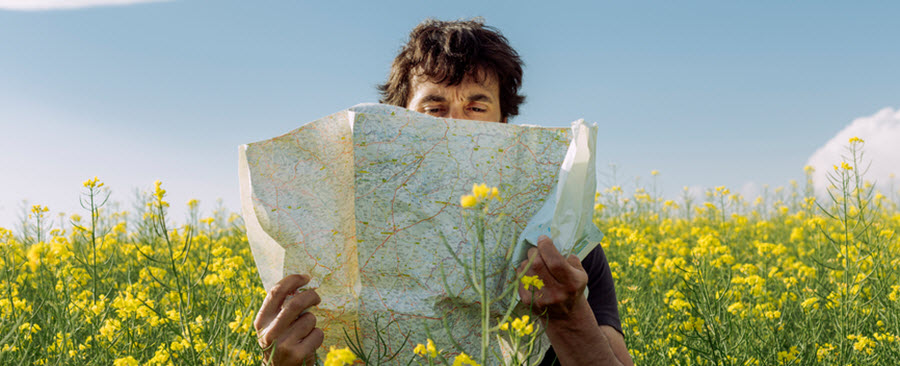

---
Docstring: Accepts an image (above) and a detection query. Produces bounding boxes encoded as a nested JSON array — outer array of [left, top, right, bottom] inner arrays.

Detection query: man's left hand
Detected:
[[517, 235, 588, 320]]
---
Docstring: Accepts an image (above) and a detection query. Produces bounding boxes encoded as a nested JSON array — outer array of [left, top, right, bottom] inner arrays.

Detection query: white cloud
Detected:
[[806, 107, 900, 196], [0, 0, 168, 11]]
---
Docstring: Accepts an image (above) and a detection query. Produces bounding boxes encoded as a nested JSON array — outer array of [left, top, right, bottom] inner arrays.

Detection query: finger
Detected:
[[261, 289, 321, 348], [517, 246, 539, 274], [297, 328, 325, 365], [536, 235, 572, 285], [273, 329, 319, 366], [566, 254, 585, 272], [282, 312, 317, 345], [255, 274, 311, 332]]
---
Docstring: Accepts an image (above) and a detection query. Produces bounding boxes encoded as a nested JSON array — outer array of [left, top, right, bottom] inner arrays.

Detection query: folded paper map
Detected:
[[238, 103, 602, 363]]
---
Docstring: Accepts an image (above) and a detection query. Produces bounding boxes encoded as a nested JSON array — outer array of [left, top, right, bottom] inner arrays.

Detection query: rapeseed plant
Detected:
[[1, 179, 262, 365], [601, 137, 900, 365], [4, 137, 900, 364]]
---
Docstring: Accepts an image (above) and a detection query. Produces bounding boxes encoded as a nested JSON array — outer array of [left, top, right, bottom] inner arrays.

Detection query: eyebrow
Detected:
[[419, 94, 494, 104], [421, 95, 447, 103], [467, 94, 493, 103]]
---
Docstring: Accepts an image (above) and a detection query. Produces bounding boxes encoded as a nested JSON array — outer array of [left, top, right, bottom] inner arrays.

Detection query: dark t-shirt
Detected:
[[538, 244, 621, 366]]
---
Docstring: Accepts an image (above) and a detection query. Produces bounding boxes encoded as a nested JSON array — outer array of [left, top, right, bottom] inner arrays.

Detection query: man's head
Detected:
[[378, 18, 525, 123]]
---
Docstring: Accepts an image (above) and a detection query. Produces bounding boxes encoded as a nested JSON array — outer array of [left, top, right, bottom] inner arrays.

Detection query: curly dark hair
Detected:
[[377, 18, 525, 120]]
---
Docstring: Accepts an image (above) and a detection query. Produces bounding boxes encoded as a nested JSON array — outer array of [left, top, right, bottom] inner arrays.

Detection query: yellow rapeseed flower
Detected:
[[500, 316, 535, 337], [888, 286, 900, 301], [451, 352, 479, 366], [726, 302, 746, 317], [31, 205, 50, 214], [324, 346, 357, 366], [801, 297, 819, 310], [113, 356, 139, 366], [99, 319, 121, 342], [848, 136, 864, 144], [668, 298, 691, 312], [0, 345, 18, 352], [521, 275, 544, 290], [460, 183, 500, 208], [18, 323, 41, 341], [511, 316, 534, 336], [874, 332, 896, 342], [777, 346, 799, 363], [849, 334, 875, 354], [149, 347, 171, 364], [816, 343, 835, 362], [152, 180, 170, 207], [715, 186, 730, 195], [682, 317, 704, 332], [472, 184, 489, 199], [83, 176, 104, 189], [413, 338, 439, 358]]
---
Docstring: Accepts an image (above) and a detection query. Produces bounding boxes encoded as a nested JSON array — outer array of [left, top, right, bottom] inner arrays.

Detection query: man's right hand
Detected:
[[254, 274, 323, 366]]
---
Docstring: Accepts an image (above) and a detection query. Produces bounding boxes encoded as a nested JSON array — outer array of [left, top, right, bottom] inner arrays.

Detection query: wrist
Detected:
[[540, 296, 624, 366], [542, 294, 596, 333]]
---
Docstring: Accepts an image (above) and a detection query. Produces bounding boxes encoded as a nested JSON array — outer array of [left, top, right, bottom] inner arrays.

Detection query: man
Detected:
[[254, 19, 633, 366]]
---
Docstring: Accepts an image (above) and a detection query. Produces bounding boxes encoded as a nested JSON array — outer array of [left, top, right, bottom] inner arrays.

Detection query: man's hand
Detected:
[[517, 236, 633, 366], [517, 235, 589, 320], [254, 274, 324, 366]]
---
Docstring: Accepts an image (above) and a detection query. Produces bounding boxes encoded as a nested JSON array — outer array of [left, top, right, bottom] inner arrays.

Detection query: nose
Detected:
[[448, 105, 466, 120]]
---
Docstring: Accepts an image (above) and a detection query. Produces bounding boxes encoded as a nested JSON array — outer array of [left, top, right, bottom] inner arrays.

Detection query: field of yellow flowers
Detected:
[[1, 180, 264, 365], [600, 142, 899, 365], [2, 139, 898, 365]]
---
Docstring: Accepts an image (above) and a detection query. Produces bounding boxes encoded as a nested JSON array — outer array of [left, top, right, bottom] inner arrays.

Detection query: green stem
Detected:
[[90, 188, 98, 303], [158, 200, 199, 365], [480, 210, 489, 365]]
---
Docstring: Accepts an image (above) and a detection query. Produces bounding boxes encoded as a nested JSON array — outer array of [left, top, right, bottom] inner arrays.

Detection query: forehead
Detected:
[[409, 69, 499, 95]]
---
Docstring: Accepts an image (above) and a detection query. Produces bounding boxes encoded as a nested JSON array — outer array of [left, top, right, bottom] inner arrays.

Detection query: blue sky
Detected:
[[2, 1, 899, 229]]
